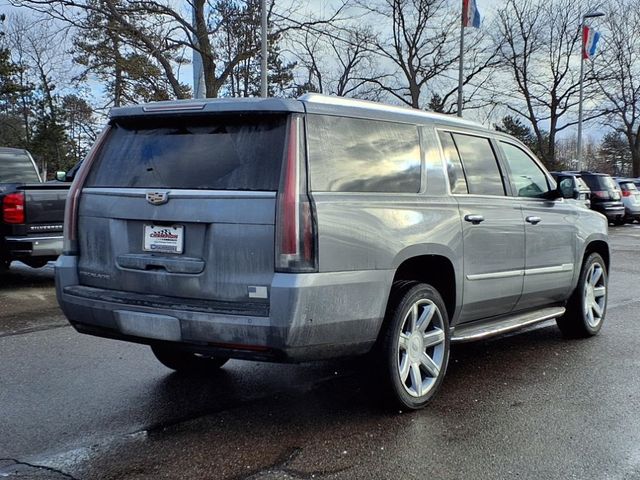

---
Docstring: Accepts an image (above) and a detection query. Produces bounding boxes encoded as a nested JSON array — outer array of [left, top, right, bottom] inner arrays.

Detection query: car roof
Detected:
[[108, 93, 488, 132], [563, 170, 612, 177]]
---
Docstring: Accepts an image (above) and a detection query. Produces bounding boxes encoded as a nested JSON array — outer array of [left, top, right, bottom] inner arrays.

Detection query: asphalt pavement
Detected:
[[1, 226, 640, 479]]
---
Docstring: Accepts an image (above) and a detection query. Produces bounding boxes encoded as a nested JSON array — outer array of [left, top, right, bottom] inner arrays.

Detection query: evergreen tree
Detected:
[[495, 115, 547, 160], [73, 0, 189, 107], [0, 47, 31, 148], [600, 131, 632, 176]]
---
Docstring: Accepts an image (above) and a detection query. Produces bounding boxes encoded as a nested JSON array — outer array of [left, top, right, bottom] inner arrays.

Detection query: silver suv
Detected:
[[56, 95, 610, 409]]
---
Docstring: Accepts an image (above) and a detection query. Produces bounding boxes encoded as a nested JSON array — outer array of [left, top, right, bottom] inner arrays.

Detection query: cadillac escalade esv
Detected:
[[55, 95, 609, 409]]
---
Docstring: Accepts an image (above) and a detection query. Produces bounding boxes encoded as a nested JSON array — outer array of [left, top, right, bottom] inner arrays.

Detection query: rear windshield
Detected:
[[582, 174, 616, 191], [0, 150, 40, 183], [85, 115, 287, 190], [619, 181, 638, 191]]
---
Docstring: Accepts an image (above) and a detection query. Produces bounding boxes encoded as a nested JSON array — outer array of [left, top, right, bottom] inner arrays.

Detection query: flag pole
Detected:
[[576, 21, 585, 171], [576, 11, 604, 170], [457, 6, 465, 117]]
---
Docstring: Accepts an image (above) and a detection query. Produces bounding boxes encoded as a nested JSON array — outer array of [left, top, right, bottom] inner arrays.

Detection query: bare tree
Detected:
[[11, 0, 346, 99], [593, 0, 640, 176], [288, 23, 386, 99], [352, 0, 501, 112], [495, 0, 604, 168]]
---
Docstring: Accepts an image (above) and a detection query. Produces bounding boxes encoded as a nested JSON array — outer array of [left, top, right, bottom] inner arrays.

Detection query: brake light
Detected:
[[622, 190, 631, 197], [591, 190, 609, 199], [63, 126, 111, 255], [275, 115, 317, 273], [3, 192, 25, 224]]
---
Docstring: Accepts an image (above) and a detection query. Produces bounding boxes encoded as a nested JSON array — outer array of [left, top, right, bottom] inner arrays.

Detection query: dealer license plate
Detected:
[[143, 224, 184, 254]]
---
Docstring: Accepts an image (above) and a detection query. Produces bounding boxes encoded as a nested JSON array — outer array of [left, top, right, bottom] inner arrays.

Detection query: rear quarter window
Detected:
[[85, 115, 287, 191], [306, 115, 421, 193]]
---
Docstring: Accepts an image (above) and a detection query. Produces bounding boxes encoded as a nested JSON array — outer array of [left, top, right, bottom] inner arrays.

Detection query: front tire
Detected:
[[151, 344, 229, 372], [557, 252, 608, 338], [380, 283, 450, 410]]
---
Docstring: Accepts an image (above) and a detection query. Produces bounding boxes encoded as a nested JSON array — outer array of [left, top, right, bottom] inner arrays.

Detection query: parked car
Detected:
[[571, 171, 625, 224], [550, 171, 591, 208], [0, 147, 69, 269], [55, 95, 610, 410], [615, 178, 640, 223]]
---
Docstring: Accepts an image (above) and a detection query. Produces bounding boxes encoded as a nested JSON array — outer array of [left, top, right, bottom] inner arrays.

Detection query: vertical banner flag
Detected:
[[463, 0, 481, 28], [583, 25, 600, 59]]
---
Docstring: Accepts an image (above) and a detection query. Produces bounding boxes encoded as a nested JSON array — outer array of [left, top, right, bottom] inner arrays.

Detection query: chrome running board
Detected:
[[451, 306, 565, 343]]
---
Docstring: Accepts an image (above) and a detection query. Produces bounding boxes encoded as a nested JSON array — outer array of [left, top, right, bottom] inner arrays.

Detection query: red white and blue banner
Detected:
[[463, 0, 481, 28], [583, 25, 601, 60]]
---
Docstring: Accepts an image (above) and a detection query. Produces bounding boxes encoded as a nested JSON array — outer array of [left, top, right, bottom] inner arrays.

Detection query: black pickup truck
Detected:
[[0, 147, 69, 269]]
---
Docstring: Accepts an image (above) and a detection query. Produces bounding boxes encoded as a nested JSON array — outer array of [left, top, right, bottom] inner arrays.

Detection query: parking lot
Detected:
[[1, 225, 640, 480]]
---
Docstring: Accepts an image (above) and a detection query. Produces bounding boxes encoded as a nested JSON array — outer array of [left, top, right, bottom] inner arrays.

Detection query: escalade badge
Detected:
[[146, 191, 169, 205]]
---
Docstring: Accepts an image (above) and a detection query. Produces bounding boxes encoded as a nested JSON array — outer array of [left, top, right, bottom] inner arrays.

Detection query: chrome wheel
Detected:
[[557, 252, 607, 338], [583, 262, 606, 329], [397, 299, 446, 398]]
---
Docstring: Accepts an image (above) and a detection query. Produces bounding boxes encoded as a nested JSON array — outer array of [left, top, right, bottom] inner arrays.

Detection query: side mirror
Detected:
[[558, 178, 574, 199], [55, 171, 67, 182]]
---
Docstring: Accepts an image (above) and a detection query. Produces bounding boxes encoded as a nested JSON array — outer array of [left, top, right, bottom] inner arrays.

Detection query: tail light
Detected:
[[3, 192, 25, 224], [275, 115, 317, 273], [63, 126, 111, 255], [622, 190, 631, 197], [591, 190, 610, 200]]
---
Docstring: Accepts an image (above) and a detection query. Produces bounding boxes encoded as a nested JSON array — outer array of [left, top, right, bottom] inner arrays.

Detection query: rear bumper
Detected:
[[592, 204, 625, 220], [3, 235, 63, 259], [55, 255, 393, 362], [624, 205, 640, 218]]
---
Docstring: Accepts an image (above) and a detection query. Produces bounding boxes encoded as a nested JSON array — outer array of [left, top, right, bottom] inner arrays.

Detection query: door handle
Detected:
[[464, 214, 485, 225], [526, 216, 542, 225]]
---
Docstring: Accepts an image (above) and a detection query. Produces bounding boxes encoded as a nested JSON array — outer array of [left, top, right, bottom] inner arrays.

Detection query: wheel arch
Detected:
[[582, 238, 610, 272], [386, 250, 461, 325]]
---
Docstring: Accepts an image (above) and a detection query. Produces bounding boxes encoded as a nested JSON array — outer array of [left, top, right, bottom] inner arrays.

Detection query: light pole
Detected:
[[260, 0, 268, 97], [577, 11, 604, 171]]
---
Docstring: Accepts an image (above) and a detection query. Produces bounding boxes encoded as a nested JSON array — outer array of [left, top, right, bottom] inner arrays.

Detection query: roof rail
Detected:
[[298, 93, 485, 128]]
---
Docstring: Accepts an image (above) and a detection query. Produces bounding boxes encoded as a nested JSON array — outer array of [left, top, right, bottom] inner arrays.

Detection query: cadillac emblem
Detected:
[[146, 191, 169, 205]]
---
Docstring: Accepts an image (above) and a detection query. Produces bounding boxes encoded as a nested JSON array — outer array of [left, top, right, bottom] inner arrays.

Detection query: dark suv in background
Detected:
[[550, 172, 591, 208], [570, 171, 624, 224]]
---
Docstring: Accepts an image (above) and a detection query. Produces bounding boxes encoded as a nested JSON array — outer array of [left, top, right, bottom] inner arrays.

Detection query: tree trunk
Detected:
[[633, 129, 640, 177], [193, 0, 217, 98]]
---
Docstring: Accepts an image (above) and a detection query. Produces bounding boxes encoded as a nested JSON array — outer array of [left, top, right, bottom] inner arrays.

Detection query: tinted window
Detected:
[[500, 142, 550, 198], [85, 115, 287, 190], [576, 176, 589, 190], [307, 115, 421, 193], [451, 134, 504, 196], [438, 131, 468, 194], [582, 174, 616, 191], [0, 150, 40, 183]]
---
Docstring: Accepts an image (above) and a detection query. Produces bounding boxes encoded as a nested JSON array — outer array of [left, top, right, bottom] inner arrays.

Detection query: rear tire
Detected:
[[557, 253, 607, 338], [151, 344, 229, 372], [380, 282, 450, 410]]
